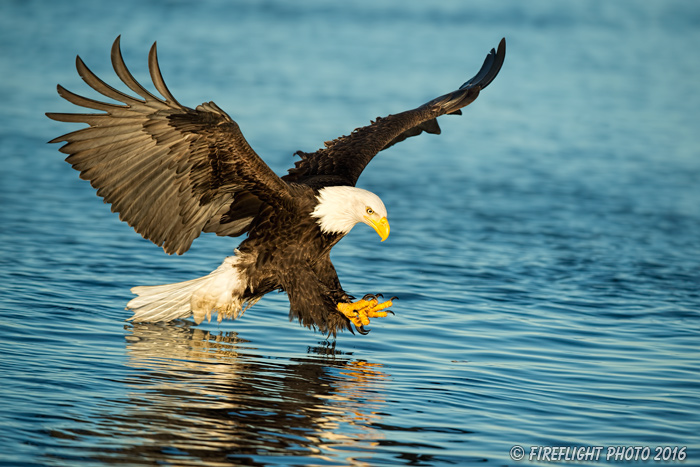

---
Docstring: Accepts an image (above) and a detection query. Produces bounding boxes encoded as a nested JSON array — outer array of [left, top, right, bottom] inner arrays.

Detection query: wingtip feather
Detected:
[[148, 40, 182, 106]]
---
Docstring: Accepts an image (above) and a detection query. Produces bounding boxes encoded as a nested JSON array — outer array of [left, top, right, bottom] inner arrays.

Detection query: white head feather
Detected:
[[311, 186, 388, 236]]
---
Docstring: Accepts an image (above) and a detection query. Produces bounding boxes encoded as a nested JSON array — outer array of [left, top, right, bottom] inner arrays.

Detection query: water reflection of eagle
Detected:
[[47, 37, 505, 336], [87, 323, 389, 464]]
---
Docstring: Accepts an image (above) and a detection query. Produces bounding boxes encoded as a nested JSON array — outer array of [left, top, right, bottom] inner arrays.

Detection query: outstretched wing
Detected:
[[47, 37, 293, 255], [284, 38, 506, 187]]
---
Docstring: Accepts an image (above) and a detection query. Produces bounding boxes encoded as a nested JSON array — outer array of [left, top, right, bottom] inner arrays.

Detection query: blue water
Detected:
[[2, 1, 700, 466]]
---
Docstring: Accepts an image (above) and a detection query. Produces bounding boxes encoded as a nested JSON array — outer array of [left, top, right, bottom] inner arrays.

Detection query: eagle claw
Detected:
[[337, 294, 396, 334], [362, 293, 382, 301]]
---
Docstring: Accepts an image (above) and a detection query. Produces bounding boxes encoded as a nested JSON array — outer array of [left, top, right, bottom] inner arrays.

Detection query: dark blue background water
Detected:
[[1, 1, 699, 466]]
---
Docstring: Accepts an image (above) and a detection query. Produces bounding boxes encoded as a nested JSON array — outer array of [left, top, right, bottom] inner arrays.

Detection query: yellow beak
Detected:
[[367, 216, 390, 242]]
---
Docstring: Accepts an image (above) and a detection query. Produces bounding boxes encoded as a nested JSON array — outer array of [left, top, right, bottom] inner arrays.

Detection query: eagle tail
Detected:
[[126, 255, 248, 324]]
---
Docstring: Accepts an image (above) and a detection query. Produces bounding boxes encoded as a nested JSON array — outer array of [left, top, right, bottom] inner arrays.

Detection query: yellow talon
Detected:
[[337, 300, 371, 316], [337, 295, 395, 333], [366, 310, 388, 319], [366, 299, 393, 315]]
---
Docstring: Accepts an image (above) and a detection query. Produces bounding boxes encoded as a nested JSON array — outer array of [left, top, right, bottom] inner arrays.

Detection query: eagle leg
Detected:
[[337, 295, 396, 333]]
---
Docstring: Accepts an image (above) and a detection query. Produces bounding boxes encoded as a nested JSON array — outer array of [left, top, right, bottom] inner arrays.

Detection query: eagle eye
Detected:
[[366, 207, 374, 215]]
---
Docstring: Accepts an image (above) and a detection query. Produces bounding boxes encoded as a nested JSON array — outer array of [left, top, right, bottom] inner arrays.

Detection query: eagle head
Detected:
[[311, 186, 389, 241]]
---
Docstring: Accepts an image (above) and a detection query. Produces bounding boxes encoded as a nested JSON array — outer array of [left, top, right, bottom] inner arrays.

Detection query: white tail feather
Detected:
[[126, 255, 248, 324]]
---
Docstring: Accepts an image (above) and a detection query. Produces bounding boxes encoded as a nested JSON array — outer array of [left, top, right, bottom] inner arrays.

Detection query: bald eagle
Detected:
[[47, 36, 505, 336]]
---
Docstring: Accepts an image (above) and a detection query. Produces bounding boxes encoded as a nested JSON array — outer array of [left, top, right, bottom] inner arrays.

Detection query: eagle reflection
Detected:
[[106, 323, 389, 465]]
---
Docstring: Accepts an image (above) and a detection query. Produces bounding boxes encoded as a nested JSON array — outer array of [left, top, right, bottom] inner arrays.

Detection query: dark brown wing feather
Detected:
[[284, 38, 506, 187], [47, 36, 292, 255]]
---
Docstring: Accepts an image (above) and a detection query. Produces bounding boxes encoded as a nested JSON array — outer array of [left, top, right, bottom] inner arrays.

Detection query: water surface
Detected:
[[1, 1, 699, 466]]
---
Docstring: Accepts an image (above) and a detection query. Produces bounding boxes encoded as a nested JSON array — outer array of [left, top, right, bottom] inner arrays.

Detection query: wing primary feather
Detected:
[[50, 122, 144, 143], [493, 40, 507, 76], [459, 38, 505, 91], [148, 42, 182, 107], [54, 84, 128, 113], [459, 50, 494, 90], [46, 112, 141, 126], [478, 38, 506, 88], [110, 36, 165, 104], [76, 55, 145, 106]]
